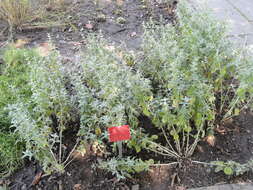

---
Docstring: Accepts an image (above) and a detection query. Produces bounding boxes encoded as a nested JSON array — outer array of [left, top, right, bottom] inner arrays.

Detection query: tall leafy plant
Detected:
[[8, 52, 77, 174], [0, 47, 37, 176], [138, 1, 244, 159], [73, 37, 154, 153]]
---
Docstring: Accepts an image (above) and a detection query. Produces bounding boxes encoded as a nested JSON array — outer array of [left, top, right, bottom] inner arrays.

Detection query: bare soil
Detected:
[[1, 0, 253, 189]]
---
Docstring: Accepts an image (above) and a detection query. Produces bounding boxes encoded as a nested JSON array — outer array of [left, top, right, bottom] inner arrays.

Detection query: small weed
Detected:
[[212, 159, 253, 176], [96, 13, 106, 22], [98, 157, 154, 179], [116, 17, 126, 24]]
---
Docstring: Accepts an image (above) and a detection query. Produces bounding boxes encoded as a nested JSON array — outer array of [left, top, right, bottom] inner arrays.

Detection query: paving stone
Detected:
[[188, 184, 253, 190], [229, 34, 253, 46], [226, 0, 253, 21], [203, 0, 253, 36]]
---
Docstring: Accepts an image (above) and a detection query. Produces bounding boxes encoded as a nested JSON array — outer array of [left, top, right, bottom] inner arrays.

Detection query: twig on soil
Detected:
[[20, 23, 66, 31], [111, 28, 128, 35], [150, 162, 179, 166], [191, 160, 221, 166]]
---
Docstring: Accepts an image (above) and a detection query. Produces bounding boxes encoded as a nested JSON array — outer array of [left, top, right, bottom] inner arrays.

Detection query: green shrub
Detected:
[[8, 52, 76, 174], [235, 47, 253, 110], [73, 37, 154, 153], [137, 1, 248, 159], [0, 47, 36, 130], [0, 47, 37, 177]]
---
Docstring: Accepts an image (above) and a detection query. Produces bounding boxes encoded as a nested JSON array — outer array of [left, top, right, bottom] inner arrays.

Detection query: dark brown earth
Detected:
[[1, 0, 253, 189]]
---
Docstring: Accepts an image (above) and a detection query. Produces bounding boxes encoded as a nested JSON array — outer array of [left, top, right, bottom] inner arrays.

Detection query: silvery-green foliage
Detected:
[[98, 157, 154, 179], [138, 1, 241, 158], [236, 47, 253, 109], [212, 159, 253, 176], [70, 73, 100, 140], [8, 52, 74, 174], [8, 102, 61, 173], [73, 37, 153, 152], [82, 38, 152, 126], [0, 47, 39, 176], [29, 53, 72, 122]]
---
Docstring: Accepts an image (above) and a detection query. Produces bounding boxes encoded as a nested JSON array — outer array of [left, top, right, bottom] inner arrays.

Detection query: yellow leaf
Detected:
[[95, 127, 102, 135], [206, 135, 215, 147]]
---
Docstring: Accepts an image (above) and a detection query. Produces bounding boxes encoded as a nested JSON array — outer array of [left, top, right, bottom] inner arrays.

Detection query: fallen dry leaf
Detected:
[[36, 42, 55, 57], [214, 125, 226, 134], [73, 184, 82, 190], [197, 145, 204, 153], [116, 0, 123, 6], [130, 32, 137, 37], [175, 186, 186, 190], [206, 135, 216, 147], [104, 45, 115, 51], [85, 23, 93, 30], [32, 172, 42, 186], [13, 38, 29, 48], [69, 41, 82, 46]]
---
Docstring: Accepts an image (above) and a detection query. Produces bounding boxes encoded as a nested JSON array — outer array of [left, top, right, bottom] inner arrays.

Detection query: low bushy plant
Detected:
[[0, 47, 37, 130], [73, 37, 154, 153], [137, 1, 250, 159], [8, 52, 77, 174], [0, 47, 37, 177], [235, 47, 253, 111]]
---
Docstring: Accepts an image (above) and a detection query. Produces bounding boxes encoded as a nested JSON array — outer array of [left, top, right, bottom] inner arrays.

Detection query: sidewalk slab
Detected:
[[188, 183, 253, 190], [190, 0, 253, 45], [202, 0, 253, 36], [226, 0, 253, 22]]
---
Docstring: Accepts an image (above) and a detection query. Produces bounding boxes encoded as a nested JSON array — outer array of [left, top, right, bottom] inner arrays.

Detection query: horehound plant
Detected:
[[138, 0, 250, 160], [69, 37, 158, 179], [72, 36, 155, 153], [0, 47, 38, 177], [8, 52, 79, 174]]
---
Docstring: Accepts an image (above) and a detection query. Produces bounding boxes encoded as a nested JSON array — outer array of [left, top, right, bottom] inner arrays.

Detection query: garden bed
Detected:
[[6, 113, 253, 190], [1, 0, 253, 190]]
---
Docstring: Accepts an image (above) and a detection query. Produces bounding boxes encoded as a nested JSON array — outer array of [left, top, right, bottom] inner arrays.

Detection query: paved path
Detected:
[[188, 0, 253, 189], [188, 183, 253, 190], [190, 0, 253, 46]]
